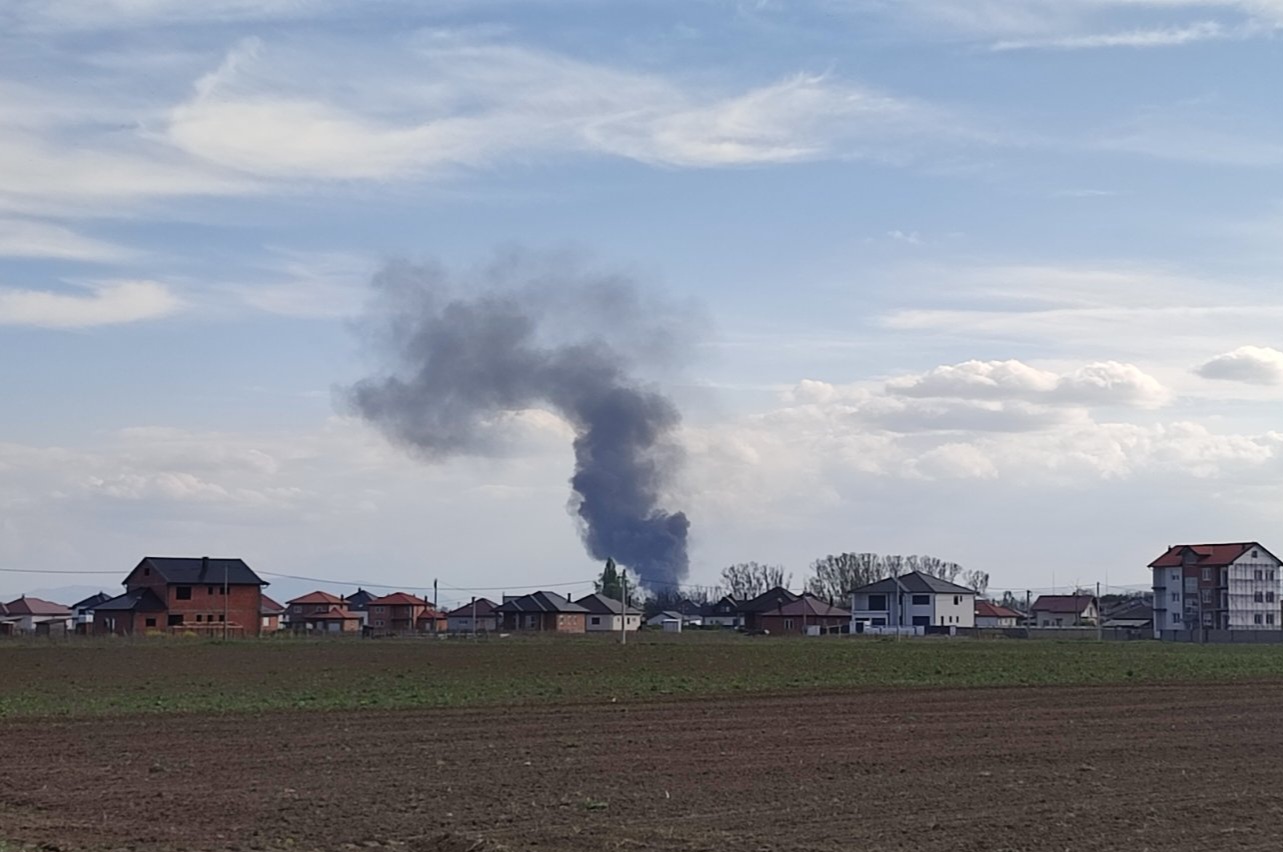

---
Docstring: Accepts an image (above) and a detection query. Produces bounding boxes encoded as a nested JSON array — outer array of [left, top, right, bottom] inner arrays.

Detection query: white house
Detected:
[[646, 610, 699, 629], [974, 600, 1023, 628], [849, 572, 978, 629], [575, 593, 642, 632], [2, 596, 72, 636], [1150, 542, 1282, 635], [1030, 595, 1099, 628]]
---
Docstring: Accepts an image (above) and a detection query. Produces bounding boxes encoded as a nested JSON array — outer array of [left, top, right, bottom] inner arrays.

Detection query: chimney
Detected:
[[202, 555, 209, 573]]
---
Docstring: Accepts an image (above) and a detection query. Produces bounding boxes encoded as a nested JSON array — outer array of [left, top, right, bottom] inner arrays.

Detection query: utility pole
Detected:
[[1096, 581, 1102, 642], [433, 579, 439, 637], [222, 559, 229, 641], [471, 595, 477, 638], [620, 568, 628, 646]]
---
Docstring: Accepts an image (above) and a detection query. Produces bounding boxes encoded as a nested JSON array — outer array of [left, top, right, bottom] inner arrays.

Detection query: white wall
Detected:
[[586, 613, 640, 632], [1228, 550, 1281, 630]]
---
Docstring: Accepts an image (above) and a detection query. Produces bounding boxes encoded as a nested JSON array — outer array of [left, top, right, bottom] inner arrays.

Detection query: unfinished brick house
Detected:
[[495, 591, 588, 632], [93, 557, 268, 637], [366, 592, 434, 635]]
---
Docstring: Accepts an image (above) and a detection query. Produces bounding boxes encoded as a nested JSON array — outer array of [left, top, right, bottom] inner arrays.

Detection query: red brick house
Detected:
[[751, 594, 850, 635], [260, 595, 286, 633], [94, 557, 268, 637], [367, 592, 434, 635], [495, 591, 588, 632], [303, 605, 363, 634], [285, 591, 345, 630]]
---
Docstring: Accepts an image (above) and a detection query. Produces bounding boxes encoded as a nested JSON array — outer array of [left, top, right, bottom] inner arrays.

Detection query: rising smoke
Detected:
[[345, 253, 694, 590]]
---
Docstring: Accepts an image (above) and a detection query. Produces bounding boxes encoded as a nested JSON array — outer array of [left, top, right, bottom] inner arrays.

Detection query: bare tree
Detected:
[[720, 562, 792, 600], [915, 555, 962, 583], [806, 553, 890, 600], [961, 569, 989, 596]]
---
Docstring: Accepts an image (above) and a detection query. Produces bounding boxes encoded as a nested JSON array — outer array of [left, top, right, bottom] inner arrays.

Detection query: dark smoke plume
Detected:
[[345, 254, 694, 590]]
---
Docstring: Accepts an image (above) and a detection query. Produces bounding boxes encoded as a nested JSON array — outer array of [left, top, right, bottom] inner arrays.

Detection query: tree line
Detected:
[[598, 554, 991, 618]]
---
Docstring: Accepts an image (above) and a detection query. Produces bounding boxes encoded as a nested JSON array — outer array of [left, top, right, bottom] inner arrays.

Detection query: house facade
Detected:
[[1151, 542, 1282, 634], [495, 592, 588, 632], [739, 587, 800, 632], [753, 594, 850, 634], [850, 572, 977, 629], [71, 592, 111, 634], [700, 596, 742, 628], [260, 595, 285, 632], [974, 601, 1023, 628], [1030, 595, 1099, 628], [367, 592, 434, 634], [93, 557, 267, 637], [575, 593, 642, 632], [445, 598, 500, 633], [285, 591, 345, 630], [303, 606, 363, 634], [2, 596, 72, 636]]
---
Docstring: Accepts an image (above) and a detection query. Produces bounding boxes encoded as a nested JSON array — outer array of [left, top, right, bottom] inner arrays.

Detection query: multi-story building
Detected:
[[849, 572, 978, 629], [1150, 542, 1281, 635], [94, 557, 268, 637]]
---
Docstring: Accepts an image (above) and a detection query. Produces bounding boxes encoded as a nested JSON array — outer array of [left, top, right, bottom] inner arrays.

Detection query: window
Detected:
[[218, 614, 225, 622], [167, 614, 184, 626], [1171, 613, 1181, 623], [374, 619, 385, 627], [374, 606, 385, 614], [143, 567, 150, 576], [1171, 592, 1179, 602], [1269, 592, 1276, 603], [1201, 590, 1211, 604], [871, 618, 886, 627], [590, 616, 600, 626], [219, 586, 225, 595], [1253, 550, 1259, 558], [868, 594, 887, 611], [1255, 592, 1264, 603], [911, 616, 929, 626], [1202, 568, 1211, 581], [196, 614, 203, 622], [176, 586, 192, 600], [145, 617, 156, 628], [1270, 571, 1276, 581], [954, 596, 962, 605], [1269, 614, 1277, 625], [912, 595, 929, 606], [1256, 570, 1264, 581], [1255, 614, 1264, 625], [207, 586, 214, 595], [1171, 571, 1179, 583], [784, 619, 794, 630]]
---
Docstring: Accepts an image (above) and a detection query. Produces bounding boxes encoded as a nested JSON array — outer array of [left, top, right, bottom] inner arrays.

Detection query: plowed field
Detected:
[[5, 680, 1283, 851]]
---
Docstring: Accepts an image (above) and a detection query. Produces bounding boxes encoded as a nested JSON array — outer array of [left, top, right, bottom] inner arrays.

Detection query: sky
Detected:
[[3, 0, 1283, 607]]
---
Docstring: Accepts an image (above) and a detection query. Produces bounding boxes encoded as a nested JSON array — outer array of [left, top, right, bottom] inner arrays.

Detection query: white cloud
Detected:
[[0, 218, 135, 262], [0, 280, 180, 328], [886, 358, 1171, 408], [1196, 345, 1283, 385], [992, 20, 1226, 49], [164, 38, 965, 180]]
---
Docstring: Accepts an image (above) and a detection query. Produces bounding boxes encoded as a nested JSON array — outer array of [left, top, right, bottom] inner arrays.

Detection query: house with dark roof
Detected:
[[1030, 595, 1099, 628], [850, 572, 978, 629], [71, 592, 111, 634], [495, 592, 588, 632], [93, 556, 267, 637], [975, 601, 1024, 628], [342, 588, 376, 612], [366, 592, 435, 635], [260, 595, 286, 633], [700, 595, 743, 628], [0, 600, 10, 636], [751, 594, 851, 635], [1150, 542, 1281, 633], [575, 593, 642, 633], [445, 598, 499, 633], [2, 596, 72, 636], [1102, 599, 1153, 630]]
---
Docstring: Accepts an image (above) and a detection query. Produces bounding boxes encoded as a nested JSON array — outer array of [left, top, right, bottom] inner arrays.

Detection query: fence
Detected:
[[1159, 629, 1283, 644]]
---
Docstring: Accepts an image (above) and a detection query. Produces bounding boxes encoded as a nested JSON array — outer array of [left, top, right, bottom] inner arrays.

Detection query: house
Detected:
[[495, 591, 588, 632], [849, 572, 978, 629], [260, 595, 286, 633], [93, 556, 268, 637], [700, 595, 742, 628], [1150, 542, 1282, 633], [645, 610, 687, 629], [416, 607, 447, 634], [738, 587, 800, 632], [1030, 595, 1099, 628], [2, 596, 72, 636], [751, 594, 851, 635], [70, 592, 111, 635], [975, 601, 1023, 628], [342, 588, 376, 612], [300, 605, 363, 634], [285, 590, 346, 630], [366, 592, 434, 635], [445, 598, 499, 633], [1102, 599, 1153, 630], [575, 593, 642, 633]]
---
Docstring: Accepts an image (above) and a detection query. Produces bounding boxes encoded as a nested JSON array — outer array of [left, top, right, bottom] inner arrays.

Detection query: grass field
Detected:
[[4, 632, 1283, 719]]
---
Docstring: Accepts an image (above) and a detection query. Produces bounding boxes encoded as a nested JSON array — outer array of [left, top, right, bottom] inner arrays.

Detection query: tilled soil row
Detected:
[[3, 682, 1283, 851]]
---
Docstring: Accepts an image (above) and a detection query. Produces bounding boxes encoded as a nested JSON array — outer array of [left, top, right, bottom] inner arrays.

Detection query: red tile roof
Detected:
[[308, 606, 360, 620], [3, 596, 71, 616], [260, 595, 286, 615], [286, 591, 344, 606], [1031, 595, 1096, 614], [367, 592, 431, 607], [1149, 542, 1272, 568], [975, 601, 1023, 619]]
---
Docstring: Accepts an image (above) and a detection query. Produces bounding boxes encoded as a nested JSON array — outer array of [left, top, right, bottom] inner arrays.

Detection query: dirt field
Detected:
[[5, 680, 1283, 851]]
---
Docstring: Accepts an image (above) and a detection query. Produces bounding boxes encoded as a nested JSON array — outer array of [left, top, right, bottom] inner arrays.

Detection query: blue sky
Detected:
[[4, 0, 1283, 606]]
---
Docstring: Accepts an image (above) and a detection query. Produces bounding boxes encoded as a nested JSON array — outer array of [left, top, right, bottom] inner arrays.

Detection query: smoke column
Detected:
[[346, 255, 692, 590]]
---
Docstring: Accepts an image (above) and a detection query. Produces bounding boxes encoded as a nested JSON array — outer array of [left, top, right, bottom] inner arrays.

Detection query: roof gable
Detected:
[[367, 592, 430, 607], [495, 591, 589, 614], [1031, 595, 1097, 613], [131, 557, 266, 587], [739, 587, 800, 613], [975, 601, 1023, 619], [72, 592, 111, 610], [287, 590, 344, 606], [445, 598, 498, 617], [574, 593, 642, 615], [260, 595, 286, 615], [4, 596, 71, 616], [851, 571, 978, 596], [93, 588, 166, 613]]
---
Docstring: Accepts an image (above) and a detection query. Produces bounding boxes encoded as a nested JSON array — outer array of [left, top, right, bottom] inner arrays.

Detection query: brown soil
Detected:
[[3, 682, 1281, 851]]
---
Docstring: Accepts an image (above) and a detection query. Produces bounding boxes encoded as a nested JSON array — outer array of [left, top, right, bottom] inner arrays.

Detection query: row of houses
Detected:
[[2, 542, 1273, 639]]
